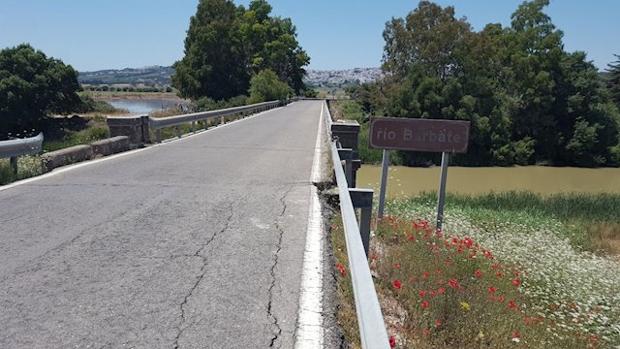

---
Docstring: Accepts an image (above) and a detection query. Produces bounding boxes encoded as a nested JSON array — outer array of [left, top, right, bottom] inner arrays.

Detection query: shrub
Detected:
[[248, 69, 292, 104]]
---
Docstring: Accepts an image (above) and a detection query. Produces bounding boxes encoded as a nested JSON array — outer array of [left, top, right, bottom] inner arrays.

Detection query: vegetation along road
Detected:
[[0, 101, 329, 348]]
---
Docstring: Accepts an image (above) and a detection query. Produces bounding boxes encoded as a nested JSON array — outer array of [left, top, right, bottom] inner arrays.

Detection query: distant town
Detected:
[[77, 66, 382, 91]]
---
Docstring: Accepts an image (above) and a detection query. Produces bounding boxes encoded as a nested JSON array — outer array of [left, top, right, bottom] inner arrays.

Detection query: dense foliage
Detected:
[[248, 69, 291, 103], [351, 0, 620, 167], [0, 44, 81, 138], [607, 54, 620, 108], [172, 0, 309, 101]]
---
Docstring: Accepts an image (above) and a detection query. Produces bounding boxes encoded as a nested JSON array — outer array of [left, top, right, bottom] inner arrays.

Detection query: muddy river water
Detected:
[[357, 165, 620, 198]]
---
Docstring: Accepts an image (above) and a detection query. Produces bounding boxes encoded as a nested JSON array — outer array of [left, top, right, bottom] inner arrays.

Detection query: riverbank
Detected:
[[331, 191, 620, 348]]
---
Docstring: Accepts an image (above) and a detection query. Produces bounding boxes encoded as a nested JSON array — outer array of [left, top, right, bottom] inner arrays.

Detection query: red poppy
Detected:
[[435, 319, 442, 328], [418, 290, 427, 298], [474, 269, 483, 278], [422, 272, 430, 279], [407, 234, 415, 241], [448, 279, 460, 289], [389, 335, 396, 348], [393, 263, 401, 269], [392, 279, 402, 290], [483, 250, 494, 259], [508, 300, 518, 309], [488, 286, 497, 294], [421, 300, 430, 309], [437, 287, 446, 295], [463, 237, 474, 248], [336, 263, 346, 277], [512, 278, 521, 287]]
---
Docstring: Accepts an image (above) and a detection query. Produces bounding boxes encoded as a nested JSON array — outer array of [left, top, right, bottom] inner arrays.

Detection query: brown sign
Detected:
[[369, 117, 470, 153]]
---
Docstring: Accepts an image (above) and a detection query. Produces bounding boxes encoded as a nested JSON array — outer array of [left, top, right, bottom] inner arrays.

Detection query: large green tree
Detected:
[[607, 54, 620, 107], [372, 0, 620, 167], [172, 0, 248, 100], [172, 0, 309, 101], [0, 44, 81, 138]]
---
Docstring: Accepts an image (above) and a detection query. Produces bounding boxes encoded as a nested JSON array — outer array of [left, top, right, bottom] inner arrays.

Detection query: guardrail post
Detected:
[[10, 156, 18, 174], [156, 129, 162, 143], [140, 115, 151, 144], [191, 121, 196, 133], [349, 188, 374, 257], [175, 126, 181, 139], [107, 115, 149, 145], [338, 148, 354, 187], [220, 116, 225, 125], [332, 121, 360, 186]]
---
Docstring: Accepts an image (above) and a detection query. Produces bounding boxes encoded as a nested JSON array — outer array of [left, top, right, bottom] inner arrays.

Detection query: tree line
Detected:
[[350, 0, 620, 167]]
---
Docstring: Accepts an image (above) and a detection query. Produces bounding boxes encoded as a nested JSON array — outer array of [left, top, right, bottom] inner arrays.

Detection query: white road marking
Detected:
[[294, 102, 325, 349], [0, 107, 284, 192]]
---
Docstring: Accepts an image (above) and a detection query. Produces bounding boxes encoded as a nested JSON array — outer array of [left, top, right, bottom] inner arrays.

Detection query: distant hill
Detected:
[[78, 66, 174, 86], [78, 66, 383, 88]]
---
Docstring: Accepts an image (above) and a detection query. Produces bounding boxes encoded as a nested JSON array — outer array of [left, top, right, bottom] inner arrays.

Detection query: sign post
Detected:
[[377, 149, 390, 219], [369, 117, 470, 229], [436, 152, 450, 230]]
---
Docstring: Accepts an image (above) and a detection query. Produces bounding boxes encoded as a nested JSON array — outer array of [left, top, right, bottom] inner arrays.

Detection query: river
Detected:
[[358, 165, 620, 197], [105, 98, 187, 115]]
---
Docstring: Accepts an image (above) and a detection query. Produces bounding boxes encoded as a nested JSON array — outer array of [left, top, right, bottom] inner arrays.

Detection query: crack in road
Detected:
[[172, 203, 235, 349], [267, 187, 292, 348]]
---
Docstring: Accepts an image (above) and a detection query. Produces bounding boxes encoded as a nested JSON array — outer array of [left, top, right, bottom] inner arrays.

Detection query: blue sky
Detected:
[[1, 0, 618, 72]]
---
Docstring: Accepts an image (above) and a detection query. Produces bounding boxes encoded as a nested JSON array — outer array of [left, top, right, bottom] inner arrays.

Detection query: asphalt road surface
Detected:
[[0, 101, 325, 348]]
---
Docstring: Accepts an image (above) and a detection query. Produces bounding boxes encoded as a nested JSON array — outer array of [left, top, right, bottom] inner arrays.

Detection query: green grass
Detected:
[[0, 156, 45, 185], [390, 191, 620, 254], [43, 125, 109, 152]]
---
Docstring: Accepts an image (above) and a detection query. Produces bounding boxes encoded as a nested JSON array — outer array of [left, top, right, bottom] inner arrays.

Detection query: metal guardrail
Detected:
[[0, 133, 44, 158], [324, 101, 390, 349], [149, 100, 281, 130], [0, 132, 44, 174]]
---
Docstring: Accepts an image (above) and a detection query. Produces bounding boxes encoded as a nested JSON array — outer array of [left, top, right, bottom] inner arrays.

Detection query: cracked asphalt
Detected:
[[0, 101, 324, 348]]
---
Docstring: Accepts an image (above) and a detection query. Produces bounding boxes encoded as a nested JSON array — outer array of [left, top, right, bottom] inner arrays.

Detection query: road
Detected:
[[0, 101, 326, 348]]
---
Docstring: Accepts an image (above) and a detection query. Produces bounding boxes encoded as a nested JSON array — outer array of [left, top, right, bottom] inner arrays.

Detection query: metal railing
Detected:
[[324, 101, 390, 349], [149, 100, 283, 142], [0, 132, 44, 174]]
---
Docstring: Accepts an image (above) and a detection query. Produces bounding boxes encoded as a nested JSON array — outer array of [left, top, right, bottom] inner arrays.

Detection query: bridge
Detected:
[[0, 101, 328, 348]]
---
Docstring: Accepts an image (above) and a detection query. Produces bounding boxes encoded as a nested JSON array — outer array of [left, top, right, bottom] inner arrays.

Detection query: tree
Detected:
[[173, 0, 309, 101], [382, 1, 472, 80], [372, 0, 620, 167], [0, 44, 81, 138], [607, 54, 620, 107], [172, 0, 248, 100], [248, 69, 291, 103]]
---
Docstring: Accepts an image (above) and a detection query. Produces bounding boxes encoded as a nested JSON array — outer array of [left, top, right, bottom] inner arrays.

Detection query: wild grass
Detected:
[[43, 125, 109, 152], [331, 215, 598, 348], [331, 190, 619, 348], [0, 156, 45, 185], [393, 192, 620, 254]]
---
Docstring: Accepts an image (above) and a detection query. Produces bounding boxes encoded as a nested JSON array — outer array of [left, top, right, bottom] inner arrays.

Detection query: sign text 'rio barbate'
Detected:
[[369, 117, 471, 231], [369, 117, 470, 153]]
